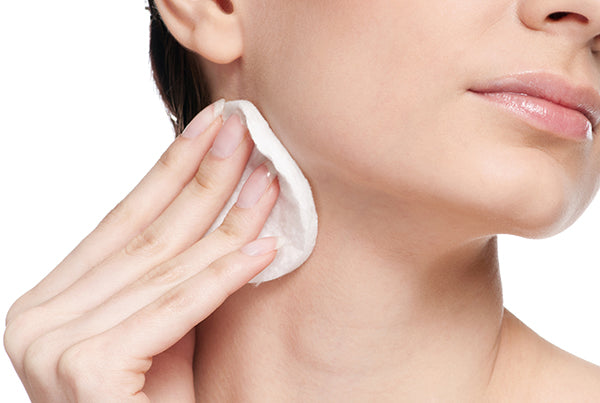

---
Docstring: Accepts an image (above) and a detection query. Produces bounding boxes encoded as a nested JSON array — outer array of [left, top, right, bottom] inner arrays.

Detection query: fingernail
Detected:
[[209, 113, 247, 159], [236, 163, 277, 209], [181, 98, 225, 139], [241, 237, 281, 256]]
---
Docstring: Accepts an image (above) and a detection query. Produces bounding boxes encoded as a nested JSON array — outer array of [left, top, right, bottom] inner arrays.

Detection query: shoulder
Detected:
[[497, 309, 600, 402], [535, 338, 600, 401]]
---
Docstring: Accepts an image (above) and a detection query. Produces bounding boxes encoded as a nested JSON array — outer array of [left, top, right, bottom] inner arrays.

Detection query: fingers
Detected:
[[5, 165, 279, 372], [85, 237, 279, 362], [19, 238, 278, 401], [39, 114, 255, 316], [7, 101, 225, 321], [124, 113, 254, 257], [3, 96, 287, 401], [18, 173, 280, 360], [4, 162, 281, 401]]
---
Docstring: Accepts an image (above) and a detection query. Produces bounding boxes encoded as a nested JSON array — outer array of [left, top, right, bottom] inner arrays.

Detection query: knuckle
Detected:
[[207, 260, 241, 297], [216, 214, 253, 246], [124, 226, 166, 258], [4, 306, 46, 361], [99, 199, 134, 230], [5, 295, 29, 327], [3, 322, 23, 362], [156, 146, 184, 173], [155, 287, 194, 314], [23, 335, 58, 382], [138, 260, 189, 287], [23, 333, 59, 390], [217, 222, 243, 243], [57, 342, 95, 385], [190, 166, 219, 196], [6, 288, 44, 326]]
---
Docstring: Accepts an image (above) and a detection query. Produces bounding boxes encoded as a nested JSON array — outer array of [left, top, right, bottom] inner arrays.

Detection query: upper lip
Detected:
[[469, 71, 600, 130]]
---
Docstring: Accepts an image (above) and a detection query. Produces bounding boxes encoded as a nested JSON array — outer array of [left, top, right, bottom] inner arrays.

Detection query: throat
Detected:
[[192, 235, 504, 401]]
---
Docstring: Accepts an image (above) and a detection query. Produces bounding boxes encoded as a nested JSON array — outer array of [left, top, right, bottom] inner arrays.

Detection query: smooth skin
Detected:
[[6, 0, 600, 401], [167, 0, 600, 401], [4, 104, 281, 401]]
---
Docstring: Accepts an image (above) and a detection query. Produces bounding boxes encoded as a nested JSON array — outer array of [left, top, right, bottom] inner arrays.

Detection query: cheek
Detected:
[[243, 0, 600, 237], [246, 1, 460, 185]]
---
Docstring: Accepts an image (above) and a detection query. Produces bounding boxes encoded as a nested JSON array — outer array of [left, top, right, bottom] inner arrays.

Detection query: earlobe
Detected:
[[154, 0, 243, 64]]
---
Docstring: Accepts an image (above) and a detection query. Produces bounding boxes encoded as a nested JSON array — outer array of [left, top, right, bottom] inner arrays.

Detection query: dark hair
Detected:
[[147, 0, 212, 137]]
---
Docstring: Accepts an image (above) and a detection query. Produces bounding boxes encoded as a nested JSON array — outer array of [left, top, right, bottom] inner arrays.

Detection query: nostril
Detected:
[[547, 11, 589, 24], [548, 12, 568, 21], [216, 0, 234, 14]]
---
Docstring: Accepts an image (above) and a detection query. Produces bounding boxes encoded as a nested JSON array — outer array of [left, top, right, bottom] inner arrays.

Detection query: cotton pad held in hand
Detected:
[[207, 99, 318, 284]]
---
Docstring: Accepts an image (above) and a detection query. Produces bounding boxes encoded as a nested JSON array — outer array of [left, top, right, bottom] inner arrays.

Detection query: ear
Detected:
[[154, 0, 243, 64]]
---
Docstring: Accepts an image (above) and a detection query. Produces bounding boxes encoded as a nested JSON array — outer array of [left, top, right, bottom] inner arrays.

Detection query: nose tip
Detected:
[[517, 0, 600, 47]]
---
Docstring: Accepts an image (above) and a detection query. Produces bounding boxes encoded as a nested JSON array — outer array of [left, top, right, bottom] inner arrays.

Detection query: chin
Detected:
[[473, 145, 588, 240]]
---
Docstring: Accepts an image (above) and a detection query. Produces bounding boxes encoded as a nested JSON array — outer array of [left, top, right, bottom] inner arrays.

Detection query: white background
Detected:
[[1, 1, 598, 401]]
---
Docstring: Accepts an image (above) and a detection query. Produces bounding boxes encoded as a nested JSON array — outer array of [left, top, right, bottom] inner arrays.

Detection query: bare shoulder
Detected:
[[499, 309, 600, 402], [536, 337, 600, 401]]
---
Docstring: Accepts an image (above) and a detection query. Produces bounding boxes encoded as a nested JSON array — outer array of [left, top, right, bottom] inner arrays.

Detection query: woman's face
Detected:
[[236, 0, 600, 238]]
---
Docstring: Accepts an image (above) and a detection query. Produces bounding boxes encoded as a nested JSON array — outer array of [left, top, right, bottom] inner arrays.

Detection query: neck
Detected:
[[193, 186, 505, 401]]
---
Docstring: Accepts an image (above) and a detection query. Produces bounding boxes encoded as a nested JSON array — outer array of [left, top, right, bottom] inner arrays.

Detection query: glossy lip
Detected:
[[468, 71, 600, 131]]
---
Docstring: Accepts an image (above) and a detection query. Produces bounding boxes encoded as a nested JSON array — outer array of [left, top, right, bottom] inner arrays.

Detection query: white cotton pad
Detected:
[[206, 99, 318, 284]]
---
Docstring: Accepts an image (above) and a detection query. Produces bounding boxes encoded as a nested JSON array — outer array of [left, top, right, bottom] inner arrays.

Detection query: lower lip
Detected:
[[470, 91, 592, 141]]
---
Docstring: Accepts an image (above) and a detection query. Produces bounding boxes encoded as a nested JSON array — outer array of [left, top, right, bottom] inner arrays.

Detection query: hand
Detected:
[[4, 101, 280, 402]]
